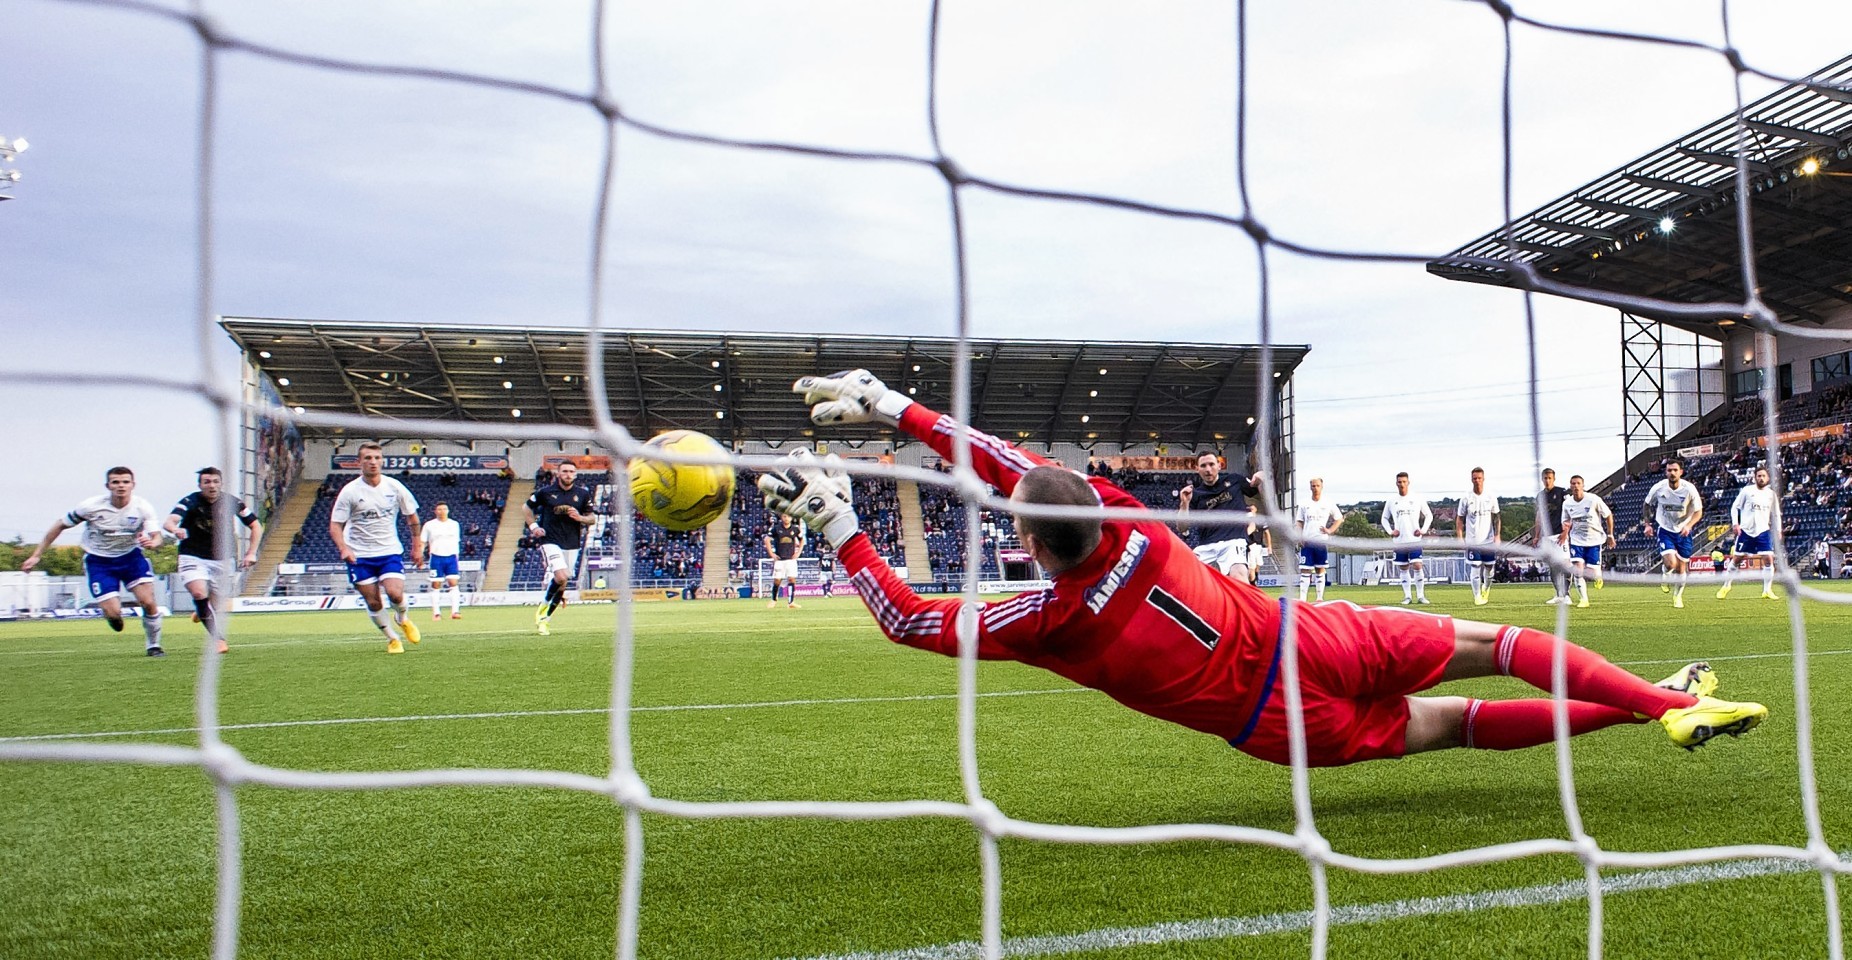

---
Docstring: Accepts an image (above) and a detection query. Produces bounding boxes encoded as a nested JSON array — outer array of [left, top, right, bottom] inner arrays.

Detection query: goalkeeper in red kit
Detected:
[[758, 370, 1768, 766]]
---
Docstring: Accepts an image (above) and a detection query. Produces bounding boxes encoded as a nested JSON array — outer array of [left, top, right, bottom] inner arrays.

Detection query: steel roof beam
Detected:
[[419, 329, 469, 421], [1594, 256, 1825, 324], [1120, 348, 1169, 447], [309, 325, 373, 415], [1532, 219, 1621, 241], [1744, 119, 1844, 149], [1625, 174, 1719, 198], [1573, 197, 1663, 219], [1193, 357, 1247, 449], [523, 332, 561, 425], [1676, 147, 1774, 176], [624, 333, 651, 437]]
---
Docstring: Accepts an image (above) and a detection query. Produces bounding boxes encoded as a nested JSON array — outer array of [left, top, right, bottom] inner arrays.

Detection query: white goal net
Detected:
[[4, 3, 1850, 960]]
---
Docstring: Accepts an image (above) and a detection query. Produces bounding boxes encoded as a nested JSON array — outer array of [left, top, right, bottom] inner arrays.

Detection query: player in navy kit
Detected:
[[524, 460, 596, 635], [1178, 451, 1263, 579], [165, 467, 263, 653], [761, 369, 1769, 765]]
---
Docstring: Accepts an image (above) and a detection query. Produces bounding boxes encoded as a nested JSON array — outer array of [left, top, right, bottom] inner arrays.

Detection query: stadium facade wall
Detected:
[[300, 439, 606, 480], [1724, 303, 1852, 397]]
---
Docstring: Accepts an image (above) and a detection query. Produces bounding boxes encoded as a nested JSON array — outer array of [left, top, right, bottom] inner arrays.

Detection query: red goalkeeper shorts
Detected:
[[1234, 599, 1456, 767]]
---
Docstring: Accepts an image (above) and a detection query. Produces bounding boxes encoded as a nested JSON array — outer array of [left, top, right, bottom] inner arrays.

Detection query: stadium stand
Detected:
[[1600, 382, 1852, 571], [728, 468, 902, 581]]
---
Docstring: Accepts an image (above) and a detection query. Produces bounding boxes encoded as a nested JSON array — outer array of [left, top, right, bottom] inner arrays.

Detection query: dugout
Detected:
[[1429, 53, 1852, 466]]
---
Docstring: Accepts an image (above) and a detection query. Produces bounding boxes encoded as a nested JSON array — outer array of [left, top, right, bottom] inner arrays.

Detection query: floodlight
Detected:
[[1658, 217, 1675, 233]]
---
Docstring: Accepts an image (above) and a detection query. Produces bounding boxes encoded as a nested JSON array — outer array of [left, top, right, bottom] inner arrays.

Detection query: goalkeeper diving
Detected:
[[758, 370, 1768, 766]]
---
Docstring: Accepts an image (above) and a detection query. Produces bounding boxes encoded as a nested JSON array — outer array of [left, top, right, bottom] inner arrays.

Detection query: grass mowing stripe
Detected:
[[792, 849, 1851, 960], [0, 687, 1094, 743]]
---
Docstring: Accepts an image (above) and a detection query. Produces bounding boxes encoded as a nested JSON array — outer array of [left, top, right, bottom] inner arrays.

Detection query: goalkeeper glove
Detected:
[[792, 369, 914, 426], [758, 449, 861, 548]]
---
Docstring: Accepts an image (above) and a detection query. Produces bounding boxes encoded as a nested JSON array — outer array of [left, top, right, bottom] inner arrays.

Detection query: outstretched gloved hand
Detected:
[[792, 369, 914, 426], [757, 449, 861, 548]]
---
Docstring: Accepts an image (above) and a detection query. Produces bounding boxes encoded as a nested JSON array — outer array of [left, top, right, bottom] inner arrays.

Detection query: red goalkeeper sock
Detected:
[[1492, 626, 1696, 720], [1461, 698, 1643, 750]]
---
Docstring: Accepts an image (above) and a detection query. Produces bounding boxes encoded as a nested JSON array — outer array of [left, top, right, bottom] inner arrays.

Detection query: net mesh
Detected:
[[4, 1, 1851, 958]]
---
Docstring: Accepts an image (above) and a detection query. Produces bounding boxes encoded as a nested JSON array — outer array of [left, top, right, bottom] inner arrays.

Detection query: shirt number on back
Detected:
[[1146, 587, 1219, 651]]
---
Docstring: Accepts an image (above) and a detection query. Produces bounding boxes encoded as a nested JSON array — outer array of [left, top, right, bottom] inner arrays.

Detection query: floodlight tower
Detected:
[[0, 135, 28, 201]]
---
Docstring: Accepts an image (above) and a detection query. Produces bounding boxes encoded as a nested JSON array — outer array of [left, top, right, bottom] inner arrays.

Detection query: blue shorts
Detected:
[[429, 554, 459, 578], [1656, 530, 1694, 560], [1467, 548, 1497, 564], [1394, 548, 1423, 564], [1734, 531, 1772, 555], [347, 554, 406, 586], [85, 550, 154, 600], [1570, 544, 1602, 566], [1299, 543, 1329, 568]]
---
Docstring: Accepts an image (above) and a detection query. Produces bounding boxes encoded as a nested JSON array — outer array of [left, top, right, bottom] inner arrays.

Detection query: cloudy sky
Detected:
[[5, 0, 1852, 541]]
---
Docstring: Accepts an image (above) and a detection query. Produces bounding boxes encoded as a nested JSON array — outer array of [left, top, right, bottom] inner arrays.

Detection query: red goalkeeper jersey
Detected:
[[839, 402, 1284, 745]]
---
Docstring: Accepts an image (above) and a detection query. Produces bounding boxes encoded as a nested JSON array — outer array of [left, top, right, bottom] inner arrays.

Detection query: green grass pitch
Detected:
[[2, 583, 1849, 959]]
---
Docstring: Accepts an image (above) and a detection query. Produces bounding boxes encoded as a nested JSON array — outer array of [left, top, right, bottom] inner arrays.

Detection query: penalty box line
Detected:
[[792, 848, 1851, 960], [0, 688, 1094, 743]]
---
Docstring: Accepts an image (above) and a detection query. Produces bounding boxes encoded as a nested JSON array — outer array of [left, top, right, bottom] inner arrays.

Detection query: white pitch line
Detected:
[[792, 849, 1849, 960], [0, 688, 1092, 743], [0, 620, 881, 656]]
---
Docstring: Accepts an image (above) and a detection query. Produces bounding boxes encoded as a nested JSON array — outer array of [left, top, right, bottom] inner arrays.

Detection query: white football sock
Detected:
[[370, 606, 402, 640], [450, 584, 462, 614], [1315, 571, 1326, 601], [1400, 570, 1412, 600], [142, 610, 163, 649]]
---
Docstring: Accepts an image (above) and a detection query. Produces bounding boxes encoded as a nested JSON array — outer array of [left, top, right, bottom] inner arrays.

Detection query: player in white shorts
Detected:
[[24, 466, 167, 655], [1295, 478, 1343, 601], [1179, 450, 1263, 579], [1641, 459, 1704, 609], [1557, 475, 1614, 609], [421, 501, 464, 620], [1243, 520, 1270, 586], [329, 442, 424, 653], [525, 461, 596, 634], [165, 466, 263, 653], [1381, 472, 1433, 605], [764, 513, 807, 609], [1718, 466, 1778, 601], [1456, 467, 1501, 607]]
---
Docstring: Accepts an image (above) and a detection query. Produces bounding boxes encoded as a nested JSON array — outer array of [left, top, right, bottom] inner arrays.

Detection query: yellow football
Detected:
[[628, 430, 736, 532]]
